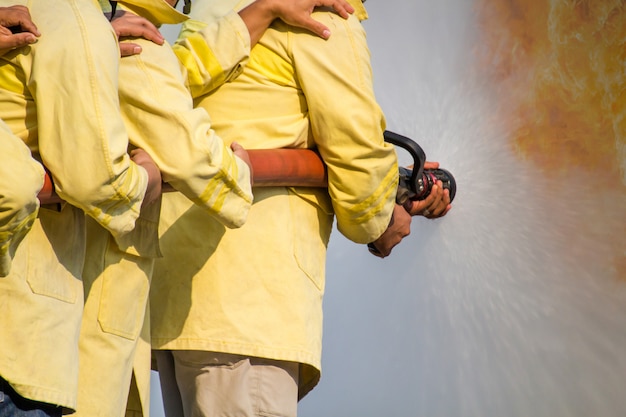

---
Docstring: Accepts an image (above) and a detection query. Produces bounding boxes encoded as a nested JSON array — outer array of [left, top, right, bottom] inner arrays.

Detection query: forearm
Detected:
[[238, 0, 279, 46], [296, 13, 398, 243], [120, 38, 253, 228]]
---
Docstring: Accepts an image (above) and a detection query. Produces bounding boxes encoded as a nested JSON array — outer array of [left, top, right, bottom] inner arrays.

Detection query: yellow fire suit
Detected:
[[150, 0, 398, 399], [0, 0, 150, 412], [76, 1, 253, 416], [0, 120, 43, 277]]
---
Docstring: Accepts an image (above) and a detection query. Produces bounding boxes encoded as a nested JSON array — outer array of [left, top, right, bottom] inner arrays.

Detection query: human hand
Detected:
[[271, 0, 355, 39], [110, 10, 164, 57], [404, 182, 451, 219], [368, 204, 411, 258], [130, 148, 162, 207], [0, 5, 40, 56], [231, 142, 254, 186], [403, 160, 452, 219]]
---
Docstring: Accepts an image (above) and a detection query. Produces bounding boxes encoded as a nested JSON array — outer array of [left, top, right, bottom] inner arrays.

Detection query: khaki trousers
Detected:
[[154, 350, 299, 417]]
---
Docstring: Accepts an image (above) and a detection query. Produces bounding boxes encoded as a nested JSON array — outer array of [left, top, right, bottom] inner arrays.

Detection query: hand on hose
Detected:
[[368, 204, 411, 258], [130, 148, 162, 208], [231, 142, 254, 187], [404, 161, 452, 219]]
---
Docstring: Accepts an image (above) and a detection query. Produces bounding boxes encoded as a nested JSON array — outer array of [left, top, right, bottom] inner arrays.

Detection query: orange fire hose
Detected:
[[38, 149, 328, 205]]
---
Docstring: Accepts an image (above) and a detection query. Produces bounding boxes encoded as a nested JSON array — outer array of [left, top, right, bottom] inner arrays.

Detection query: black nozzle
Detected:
[[384, 130, 456, 204]]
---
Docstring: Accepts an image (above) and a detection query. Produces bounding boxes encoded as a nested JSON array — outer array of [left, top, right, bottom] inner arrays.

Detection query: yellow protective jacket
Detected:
[[150, 0, 398, 398], [0, 0, 152, 409], [0, 0, 150, 410], [0, 120, 43, 277], [115, 0, 253, 229], [76, 2, 254, 416], [0, 1, 148, 241]]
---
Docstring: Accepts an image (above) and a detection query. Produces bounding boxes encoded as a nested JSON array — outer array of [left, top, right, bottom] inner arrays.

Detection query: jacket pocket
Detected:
[[288, 189, 333, 291], [25, 205, 84, 303], [97, 237, 154, 340]]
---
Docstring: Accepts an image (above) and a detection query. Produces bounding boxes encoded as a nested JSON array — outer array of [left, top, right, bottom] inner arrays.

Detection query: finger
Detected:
[[323, 0, 354, 18], [428, 185, 447, 216], [441, 184, 452, 205], [119, 42, 142, 57], [441, 191, 452, 216], [423, 161, 440, 170], [0, 32, 37, 51], [17, 16, 40, 37], [117, 24, 164, 45], [367, 243, 385, 258], [431, 185, 451, 217], [420, 185, 440, 215], [295, 16, 331, 39], [230, 142, 244, 152], [0, 7, 40, 36], [405, 199, 425, 216], [112, 13, 164, 44], [128, 24, 164, 45]]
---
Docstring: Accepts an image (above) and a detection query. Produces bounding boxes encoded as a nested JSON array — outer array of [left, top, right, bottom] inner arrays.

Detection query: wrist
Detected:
[[238, 0, 280, 45], [250, 0, 280, 21], [368, 212, 393, 257], [368, 209, 395, 246]]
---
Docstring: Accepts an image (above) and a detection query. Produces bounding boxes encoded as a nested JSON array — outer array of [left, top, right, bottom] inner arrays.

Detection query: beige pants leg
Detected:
[[155, 350, 299, 417]]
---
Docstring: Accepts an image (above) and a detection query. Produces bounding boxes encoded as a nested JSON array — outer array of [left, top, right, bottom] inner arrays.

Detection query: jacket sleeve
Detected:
[[290, 14, 398, 244], [0, 122, 44, 276], [117, 37, 252, 229], [173, 10, 251, 100], [30, 5, 148, 241]]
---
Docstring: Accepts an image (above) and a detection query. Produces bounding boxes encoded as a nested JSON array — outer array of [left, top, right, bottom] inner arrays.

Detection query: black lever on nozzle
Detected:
[[383, 130, 456, 205], [367, 131, 457, 257]]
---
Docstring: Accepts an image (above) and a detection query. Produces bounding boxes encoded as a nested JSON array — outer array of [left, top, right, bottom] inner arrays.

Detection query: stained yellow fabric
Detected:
[[77, 216, 156, 417], [76, 1, 253, 416], [0, 0, 150, 410], [116, 1, 253, 227], [151, 0, 398, 398], [0, 204, 86, 411], [0, 120, 43, 277], [0, 0, 148, 241]]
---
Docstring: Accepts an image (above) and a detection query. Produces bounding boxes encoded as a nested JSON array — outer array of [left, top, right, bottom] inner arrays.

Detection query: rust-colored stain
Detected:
[[474, 0, 625, 277]]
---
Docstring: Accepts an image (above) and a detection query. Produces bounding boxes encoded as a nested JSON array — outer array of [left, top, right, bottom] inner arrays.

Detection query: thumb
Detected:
[[230, 141, 244, 152], [2, 32, 37, 50]]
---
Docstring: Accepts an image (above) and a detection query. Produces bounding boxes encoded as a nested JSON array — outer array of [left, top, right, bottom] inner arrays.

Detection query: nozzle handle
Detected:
[[383, 131, 427, 181], [383, 130, 426, 201]]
